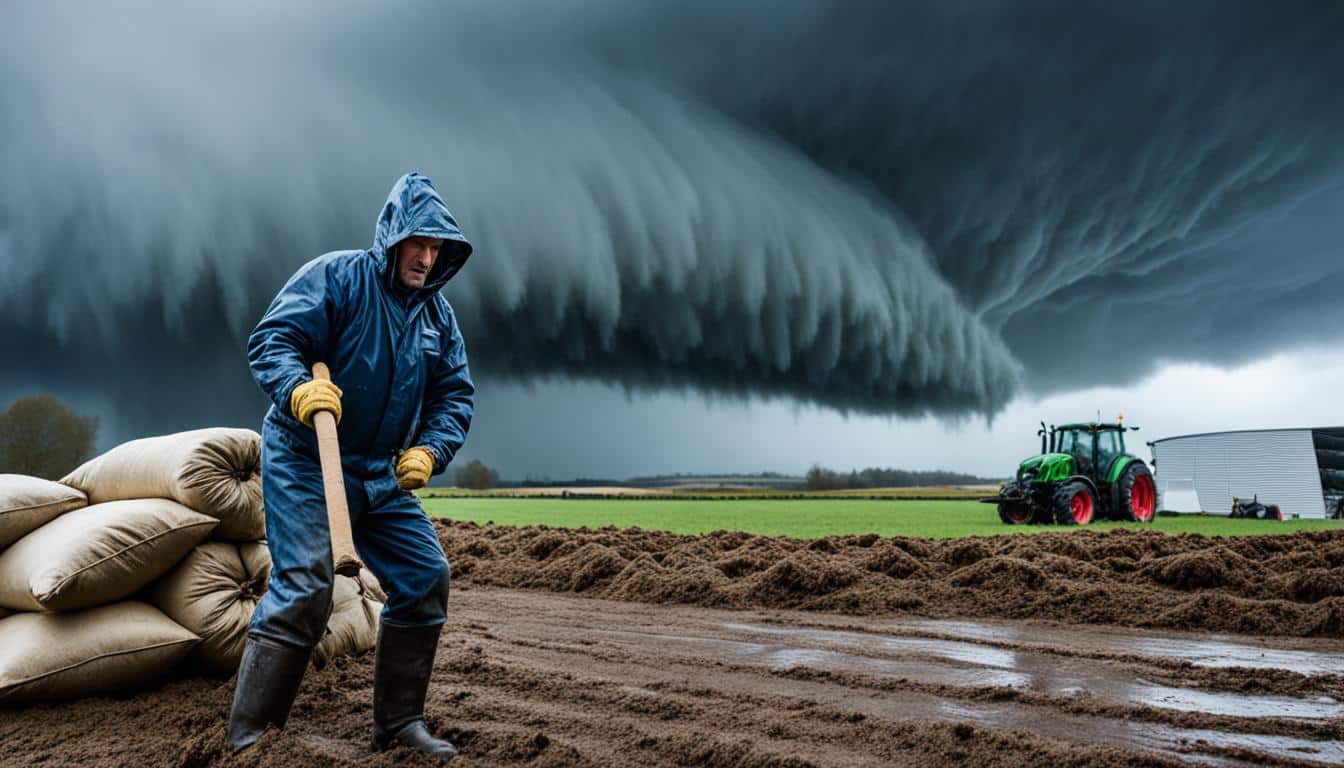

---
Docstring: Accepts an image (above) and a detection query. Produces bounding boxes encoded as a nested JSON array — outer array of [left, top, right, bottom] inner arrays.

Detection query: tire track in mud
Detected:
[[737, 614, 1344, 701], [454, 586, 1344, 765]]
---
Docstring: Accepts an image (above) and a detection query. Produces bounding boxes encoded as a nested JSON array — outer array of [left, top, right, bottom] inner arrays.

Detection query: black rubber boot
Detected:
[[370, 622, 457, 760], [226, 635, 312, 752]]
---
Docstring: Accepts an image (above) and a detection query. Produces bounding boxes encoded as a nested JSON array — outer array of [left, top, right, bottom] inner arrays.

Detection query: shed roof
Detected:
[[1149, 426, 1344, 446]]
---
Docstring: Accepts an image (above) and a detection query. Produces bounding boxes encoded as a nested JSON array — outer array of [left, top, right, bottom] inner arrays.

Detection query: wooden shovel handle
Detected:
[[312, 363, 362, 578]]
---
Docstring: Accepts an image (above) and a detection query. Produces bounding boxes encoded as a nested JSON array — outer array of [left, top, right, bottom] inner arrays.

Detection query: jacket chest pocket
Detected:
[[420, 327, 441, 360]]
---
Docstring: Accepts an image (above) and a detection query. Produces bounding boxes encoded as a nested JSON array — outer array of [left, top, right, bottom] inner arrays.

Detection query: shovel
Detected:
[[311, 363, 363, 577]]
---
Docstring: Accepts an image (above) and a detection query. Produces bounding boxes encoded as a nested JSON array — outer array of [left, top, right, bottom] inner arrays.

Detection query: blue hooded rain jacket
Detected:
[[245, 172, 474, 647]]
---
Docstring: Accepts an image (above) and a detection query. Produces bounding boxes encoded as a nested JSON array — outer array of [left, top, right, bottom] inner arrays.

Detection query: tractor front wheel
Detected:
[[998, 501, 1033, 525], [1116, 462, 1156, 523], [1052, 481, 1095, 525]]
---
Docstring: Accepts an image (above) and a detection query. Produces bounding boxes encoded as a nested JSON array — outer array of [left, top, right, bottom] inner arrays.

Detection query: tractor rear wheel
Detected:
[[998, 501, 1033, 525], [1116, 462, 1156, 523], [1052, 481, 1095, 525]]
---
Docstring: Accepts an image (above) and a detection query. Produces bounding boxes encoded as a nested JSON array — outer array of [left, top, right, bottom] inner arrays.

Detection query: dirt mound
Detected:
[[949, 556, 1048, 590], [1139, 550, 1243, 590], [860, 542, 924, 579], [438, 521, 1344, 637]]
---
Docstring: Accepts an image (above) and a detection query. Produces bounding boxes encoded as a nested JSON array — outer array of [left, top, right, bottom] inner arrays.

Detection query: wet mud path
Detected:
[[6, 585, 1341, 767]]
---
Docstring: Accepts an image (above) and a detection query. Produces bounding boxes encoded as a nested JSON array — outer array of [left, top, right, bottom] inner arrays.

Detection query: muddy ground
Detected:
[[3, 523, 1343, 767], [440, 521, 1344, 637]]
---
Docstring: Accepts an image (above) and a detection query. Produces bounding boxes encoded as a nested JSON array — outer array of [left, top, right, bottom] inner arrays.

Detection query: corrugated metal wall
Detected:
[[1152, 429, 1327, 519]]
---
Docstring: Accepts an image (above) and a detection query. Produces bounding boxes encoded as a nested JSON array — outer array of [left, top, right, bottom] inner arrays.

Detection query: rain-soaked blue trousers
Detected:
[[249, 422, 452, 648]]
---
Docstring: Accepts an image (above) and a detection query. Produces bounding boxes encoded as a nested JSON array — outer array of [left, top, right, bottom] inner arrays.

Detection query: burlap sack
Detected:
[[153, 543, 384, 672], [314, 571, 384, 666], [0, 499, 218, 612], [60, 427, 264, 541], [0, 474, 87, 549], [151, 541, 272, 675], [0, 601, 198, 705]]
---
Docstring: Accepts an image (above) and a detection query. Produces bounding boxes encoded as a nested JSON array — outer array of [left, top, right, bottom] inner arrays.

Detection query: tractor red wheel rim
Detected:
[[1131, 474, 1155, 522], [1008, 505, 1030, 524], [1071, 490, 1093, 525]]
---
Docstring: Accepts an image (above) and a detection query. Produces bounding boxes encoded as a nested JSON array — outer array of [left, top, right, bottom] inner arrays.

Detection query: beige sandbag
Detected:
[[0, 601, 198, 704], [0, 474, 87, 549], [151, 541, 272, 675], [314, 571, 384, 666], [0, 499, 218, 612], [60, 427, 264, 541]]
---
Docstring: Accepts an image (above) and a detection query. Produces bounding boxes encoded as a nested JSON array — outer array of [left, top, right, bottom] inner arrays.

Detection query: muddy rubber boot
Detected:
[[370, 622, 457, 760], [226, 635, 312, 752]]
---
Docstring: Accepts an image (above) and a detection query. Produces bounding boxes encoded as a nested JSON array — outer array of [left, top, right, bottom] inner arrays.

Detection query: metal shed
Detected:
[[1149, 427, 1344, 519]]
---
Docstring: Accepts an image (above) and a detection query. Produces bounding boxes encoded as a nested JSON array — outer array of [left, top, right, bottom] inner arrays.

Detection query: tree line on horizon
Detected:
[[804, 464, 997, 490]]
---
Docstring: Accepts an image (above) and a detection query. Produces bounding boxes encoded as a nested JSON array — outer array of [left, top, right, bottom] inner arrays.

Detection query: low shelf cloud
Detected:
[[3, 1, 1341, 451]]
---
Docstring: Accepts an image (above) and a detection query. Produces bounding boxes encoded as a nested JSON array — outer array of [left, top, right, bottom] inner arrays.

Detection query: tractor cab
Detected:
[[1051, 422, 1129, 478]]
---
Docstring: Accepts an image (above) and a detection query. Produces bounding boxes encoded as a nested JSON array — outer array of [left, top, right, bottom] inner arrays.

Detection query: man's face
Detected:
[[395, 236, 444, 289]]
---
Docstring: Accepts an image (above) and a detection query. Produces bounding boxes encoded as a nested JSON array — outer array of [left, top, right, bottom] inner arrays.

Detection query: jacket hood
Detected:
[[372, 171, 473, 294]]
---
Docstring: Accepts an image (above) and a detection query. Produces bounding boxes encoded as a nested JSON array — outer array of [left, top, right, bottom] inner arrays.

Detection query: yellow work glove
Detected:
[[289, 378, 343, 428], [396, 446, 435, 490]]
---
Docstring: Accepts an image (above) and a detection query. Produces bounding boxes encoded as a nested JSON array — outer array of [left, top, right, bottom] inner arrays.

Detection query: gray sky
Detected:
[[2, 1, 1343, 479], [459, 344, 1344, 480]]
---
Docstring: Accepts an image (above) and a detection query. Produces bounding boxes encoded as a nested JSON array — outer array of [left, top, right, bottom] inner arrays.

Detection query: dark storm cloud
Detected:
[[2, 1, 1342, 443], [601, 1, 1344, 386]]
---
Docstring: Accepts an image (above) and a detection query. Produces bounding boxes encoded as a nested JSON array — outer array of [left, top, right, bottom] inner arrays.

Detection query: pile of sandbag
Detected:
[[0, 428, 383, 705]]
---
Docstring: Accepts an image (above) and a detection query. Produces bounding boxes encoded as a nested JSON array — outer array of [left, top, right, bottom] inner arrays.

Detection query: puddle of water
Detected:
[[755, 646, 1030, 689], [1133, 682, 1344, 720], [721, 622, 1344, 720], [1132, 638, 1344, 676], [602, 625, 1344, 721], [765, 648, 831, 667], [907, 619, 1016, 644], [1146, 726, 1344, 767], [930, 698, 1344, 767], [723, 622, 1019, 669], [906, 618, 1344, 677], [935, 700, 998, 726], [596, 627, 1029, 688], [584, 628, 1342, 767], [927, 693, 1344, 767]]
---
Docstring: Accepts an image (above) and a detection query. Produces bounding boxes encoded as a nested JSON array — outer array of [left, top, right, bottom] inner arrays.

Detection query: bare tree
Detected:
[[0, 394, 99, 479]]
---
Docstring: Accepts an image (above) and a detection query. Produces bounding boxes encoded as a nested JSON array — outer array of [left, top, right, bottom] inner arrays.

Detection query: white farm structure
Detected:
[[1149, 428, 1344, 520]]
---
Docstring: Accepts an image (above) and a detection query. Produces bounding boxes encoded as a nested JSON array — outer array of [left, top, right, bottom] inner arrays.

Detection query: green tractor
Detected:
[[981, 421, 1156, 525]]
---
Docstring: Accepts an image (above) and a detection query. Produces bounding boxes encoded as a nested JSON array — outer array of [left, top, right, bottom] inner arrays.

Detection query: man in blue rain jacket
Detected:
[[228, 172, 474, 761]]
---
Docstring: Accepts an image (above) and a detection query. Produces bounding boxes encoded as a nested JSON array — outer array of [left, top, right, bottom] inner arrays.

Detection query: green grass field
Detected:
[[421, 497, 1344, 539], [422, 486, 993, 500]]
